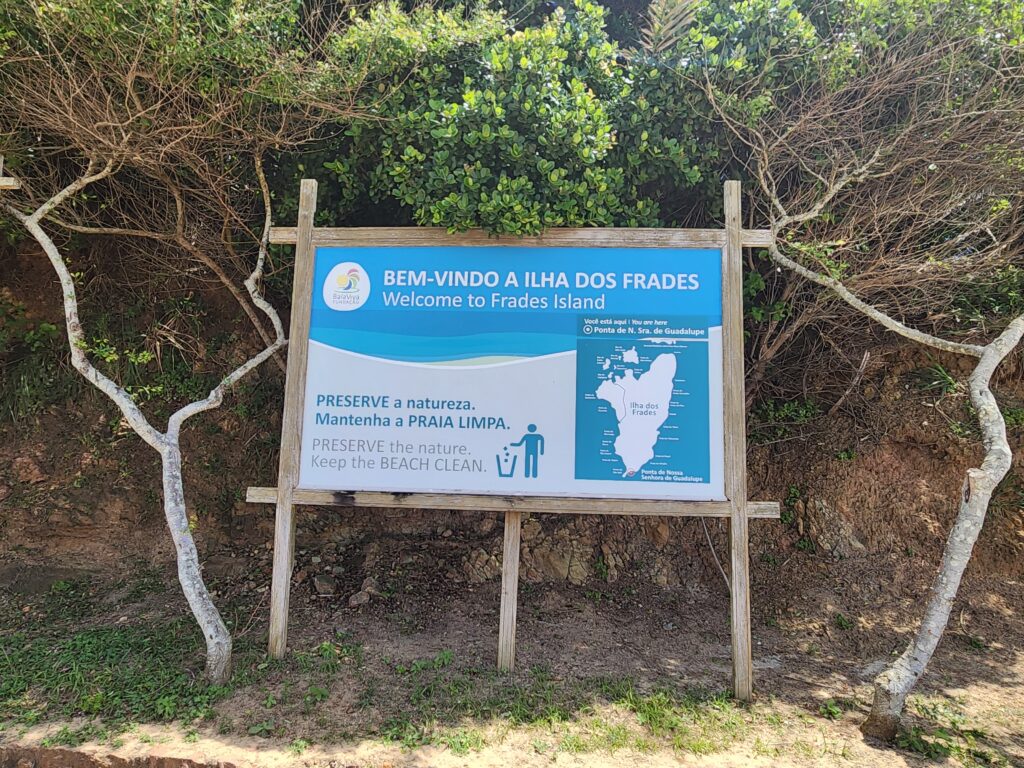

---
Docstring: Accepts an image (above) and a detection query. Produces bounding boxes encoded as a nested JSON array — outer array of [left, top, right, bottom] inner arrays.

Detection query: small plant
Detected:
[[818, 699, 842, 720], [439, 728, 485, 755], [833, 613, 854, 631], [751, 399, 819, 443], [835, 448, 856, 461], [41, 725, 93, 748], [964, 634, 989, 652], [1002, 406, 1024, 428], [304, 685, 330, 707], [593, 555, 610, 581], [380, 715, 429, 750], [897, 725, 953, 759], [288, 738, 310, 755], [246, 720, 275, 738], [434, 649, 454, 668], [396, 649, 454, 675], [154, 695, 178, 720], [559, 733, 588, 753], [781, 485, 802, 525], [796, 537, 815, 553], [914, 363, 960, 395], [949, 420, 974, 439]]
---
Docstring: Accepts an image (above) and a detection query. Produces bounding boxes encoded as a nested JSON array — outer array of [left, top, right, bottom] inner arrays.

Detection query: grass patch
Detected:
[[2, 587, 755, 759], [614, 685, 746, 754], [900, 698, 1012, 767], [913, 363, 960, 395], [1002, 406, 1024, 429], [0, 620, 231, 727], [750, 399, 819, 444], [372, 666, 746, 756]]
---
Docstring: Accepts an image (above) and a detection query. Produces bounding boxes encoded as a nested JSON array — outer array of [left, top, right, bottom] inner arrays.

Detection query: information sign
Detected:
[[301, 246, 725, 500]]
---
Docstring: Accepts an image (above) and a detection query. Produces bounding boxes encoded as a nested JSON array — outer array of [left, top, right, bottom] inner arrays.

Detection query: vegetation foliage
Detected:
[[4, 0, 1021, 414]]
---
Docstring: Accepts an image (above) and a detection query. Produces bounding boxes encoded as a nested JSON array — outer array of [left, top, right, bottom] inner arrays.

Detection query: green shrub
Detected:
[[325, 1, 719, 234], [0, 294, 78, 422]]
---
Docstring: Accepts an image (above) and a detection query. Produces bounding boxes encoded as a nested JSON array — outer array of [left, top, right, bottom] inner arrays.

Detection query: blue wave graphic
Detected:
[[309, 329, 574, 362]]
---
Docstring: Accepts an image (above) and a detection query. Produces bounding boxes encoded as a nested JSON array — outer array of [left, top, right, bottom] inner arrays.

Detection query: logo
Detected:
[[323, 262, 370, 311]]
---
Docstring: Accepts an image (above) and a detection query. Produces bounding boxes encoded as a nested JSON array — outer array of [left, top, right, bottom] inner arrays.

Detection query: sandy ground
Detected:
[[3, 554, 1022, 768]]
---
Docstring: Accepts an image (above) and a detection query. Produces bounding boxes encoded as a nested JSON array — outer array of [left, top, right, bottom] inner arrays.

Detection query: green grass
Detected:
[[613, 685, 746, 754], [899, 698, 1012, 767], [1002, 406, 1024, 429], [0, 620, 230, 726], [3, 576, 755, 758], [750, 399, 820, 444], [0, 296, 80, 423], [367, 666, 747, 756], [780, 484, 802, 525], [913, 363, 960, 395]]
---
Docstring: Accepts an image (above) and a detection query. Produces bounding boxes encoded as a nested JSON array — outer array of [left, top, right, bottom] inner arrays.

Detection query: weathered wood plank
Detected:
[[269, 226, 772, 249], [723, 180, 753, 701], [497, 510, 522, 672], [268, 179, 318, 659], [1, 156, 22, 189], [245, 487, 780, 519]]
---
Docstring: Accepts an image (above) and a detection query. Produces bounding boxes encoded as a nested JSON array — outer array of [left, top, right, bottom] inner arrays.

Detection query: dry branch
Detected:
[[699, 21, 1024, 735]]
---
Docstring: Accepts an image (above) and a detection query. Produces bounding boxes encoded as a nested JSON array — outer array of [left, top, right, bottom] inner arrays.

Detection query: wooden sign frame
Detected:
[[248, 179, 779, 700], [0, 156, 20, 190]]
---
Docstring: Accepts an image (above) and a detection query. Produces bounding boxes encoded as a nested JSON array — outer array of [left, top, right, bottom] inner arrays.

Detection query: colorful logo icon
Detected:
[[323, 262, 370, 311], [336, 268, 361, 292]]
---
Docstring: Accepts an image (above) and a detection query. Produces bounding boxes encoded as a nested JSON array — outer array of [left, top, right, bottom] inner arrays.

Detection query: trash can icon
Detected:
[[496, 448, 517, 478]]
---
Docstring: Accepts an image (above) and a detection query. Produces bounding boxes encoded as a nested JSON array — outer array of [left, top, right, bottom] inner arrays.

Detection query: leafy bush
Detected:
[[0, 293, 78, 422], [325, 1, 716, 234]]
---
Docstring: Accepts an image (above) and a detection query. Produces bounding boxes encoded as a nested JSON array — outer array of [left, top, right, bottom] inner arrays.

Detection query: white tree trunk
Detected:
[[5, 159, 285, 683], [861, 316, 1024, 741], [161, 436, 232, 683]]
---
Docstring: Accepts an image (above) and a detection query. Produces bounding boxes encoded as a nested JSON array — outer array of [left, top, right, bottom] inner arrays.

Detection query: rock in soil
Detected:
[[313, 574, 337, 596]]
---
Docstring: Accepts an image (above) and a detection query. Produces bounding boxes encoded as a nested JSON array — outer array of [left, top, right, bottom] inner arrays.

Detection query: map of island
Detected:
[[595, 350, 676, 475]]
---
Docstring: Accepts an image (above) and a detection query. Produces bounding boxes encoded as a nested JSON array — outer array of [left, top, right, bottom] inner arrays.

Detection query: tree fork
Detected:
[[6, 159, 286, 682], [860, 316, 1024, 741]]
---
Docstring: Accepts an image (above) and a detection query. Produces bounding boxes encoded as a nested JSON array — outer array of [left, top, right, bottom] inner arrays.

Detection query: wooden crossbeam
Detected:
[[245, 486, 780, 518], [268, 226, 773, 249], [0, 155, 19, 190]]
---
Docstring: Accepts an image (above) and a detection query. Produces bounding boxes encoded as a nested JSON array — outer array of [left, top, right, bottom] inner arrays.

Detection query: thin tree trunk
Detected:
[[5, 158, 284, 683], [861, 316, 1024, 741], [161, 436, 233, 684]]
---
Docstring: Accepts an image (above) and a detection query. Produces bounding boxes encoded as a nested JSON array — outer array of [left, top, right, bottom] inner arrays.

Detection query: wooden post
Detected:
[[723, 180, 752, 700], [497, 510, 522, 671], [268, 179, 318, 659], [0, 155, 21, 191]]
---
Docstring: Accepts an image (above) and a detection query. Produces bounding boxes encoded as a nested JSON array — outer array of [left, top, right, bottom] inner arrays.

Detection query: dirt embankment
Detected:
[[2, 237, 1023, 607]]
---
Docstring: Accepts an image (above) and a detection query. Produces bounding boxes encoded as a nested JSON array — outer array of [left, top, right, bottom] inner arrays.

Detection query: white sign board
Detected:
[[298, 245, 725, 500]]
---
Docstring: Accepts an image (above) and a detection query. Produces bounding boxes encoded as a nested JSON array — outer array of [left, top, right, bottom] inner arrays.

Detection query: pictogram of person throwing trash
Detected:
[[496, 424, 545, 479]]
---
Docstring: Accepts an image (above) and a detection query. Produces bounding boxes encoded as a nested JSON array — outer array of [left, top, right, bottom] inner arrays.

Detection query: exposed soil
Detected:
[[2, 532, 1023, 767]]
